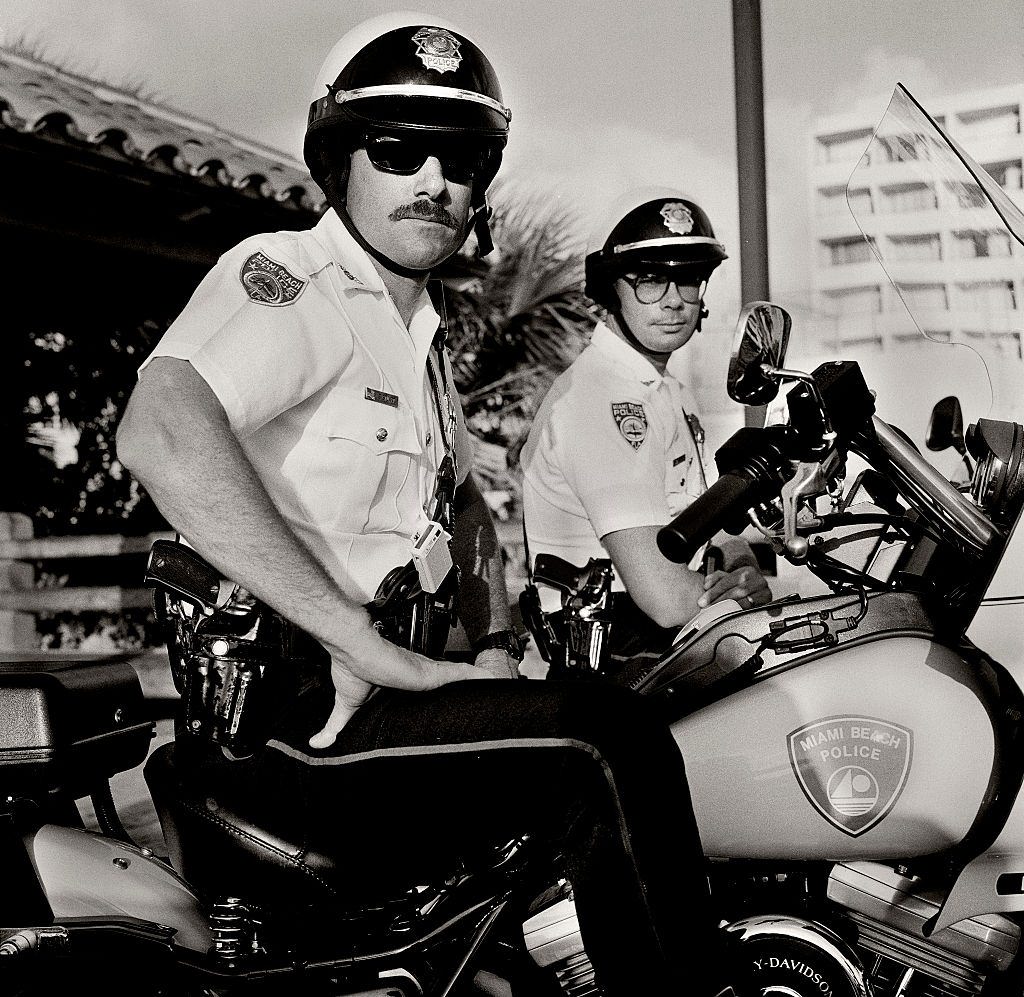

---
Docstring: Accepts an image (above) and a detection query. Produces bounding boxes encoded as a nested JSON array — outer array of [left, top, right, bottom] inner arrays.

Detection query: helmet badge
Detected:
[[660, 201, 694, 235], [412, 27, 463, 74]]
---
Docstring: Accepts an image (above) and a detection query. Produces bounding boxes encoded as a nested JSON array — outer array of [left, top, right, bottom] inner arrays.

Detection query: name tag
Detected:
[[365, 387, 399, 408]]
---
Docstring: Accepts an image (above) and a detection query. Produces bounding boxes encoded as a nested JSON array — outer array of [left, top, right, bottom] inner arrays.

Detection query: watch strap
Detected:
[[472, 628, 525, 662]]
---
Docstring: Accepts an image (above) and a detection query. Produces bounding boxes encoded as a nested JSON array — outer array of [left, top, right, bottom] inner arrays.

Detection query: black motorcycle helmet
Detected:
[[584, 189, 727, 312], [304, 13, 511, 270]]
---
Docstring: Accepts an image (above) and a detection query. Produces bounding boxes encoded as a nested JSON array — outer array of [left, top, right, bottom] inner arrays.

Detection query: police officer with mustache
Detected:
[[118, 15, 743, 996]]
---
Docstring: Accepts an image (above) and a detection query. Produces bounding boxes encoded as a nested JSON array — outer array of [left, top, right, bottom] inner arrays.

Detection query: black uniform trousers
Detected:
[[258, 676, 727, 997]]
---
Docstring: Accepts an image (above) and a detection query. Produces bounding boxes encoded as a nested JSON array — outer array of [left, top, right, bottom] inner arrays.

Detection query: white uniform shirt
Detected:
[[521, 321, 706, 603], [141, 209, 473, 604]]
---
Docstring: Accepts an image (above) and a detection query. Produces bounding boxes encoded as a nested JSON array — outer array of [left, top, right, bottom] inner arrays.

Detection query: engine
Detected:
[[829, 863, 1019, 997]]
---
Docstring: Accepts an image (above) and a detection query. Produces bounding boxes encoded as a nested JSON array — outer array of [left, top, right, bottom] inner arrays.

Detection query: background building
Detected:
[[807, 83, 1024, 442]]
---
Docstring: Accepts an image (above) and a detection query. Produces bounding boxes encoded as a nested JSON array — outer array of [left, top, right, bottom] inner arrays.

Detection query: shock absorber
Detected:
[[209, 897, 258, 960]]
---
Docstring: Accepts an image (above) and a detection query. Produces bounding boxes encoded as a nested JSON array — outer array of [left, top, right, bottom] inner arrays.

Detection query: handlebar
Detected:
[[657, 471, 766, 563]]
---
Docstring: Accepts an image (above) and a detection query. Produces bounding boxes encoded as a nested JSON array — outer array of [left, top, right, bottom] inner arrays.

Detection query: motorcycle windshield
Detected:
[[846, 83, 1024, 428]]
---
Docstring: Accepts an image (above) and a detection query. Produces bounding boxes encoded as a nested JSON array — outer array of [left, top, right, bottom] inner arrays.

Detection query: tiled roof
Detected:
[[0, 46, 325, 213]]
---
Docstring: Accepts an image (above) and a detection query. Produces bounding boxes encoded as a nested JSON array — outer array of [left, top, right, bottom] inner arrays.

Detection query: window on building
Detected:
[[823, 285, 882, 315], [956, 281, 1018, 311], [948, 181, 988, 210], [892, 330, 951, 347], [898, 283, 949, 311], [817, 185, 847, 216], [879, 181, 937, 213], [956, 103, 1021, 138], [876, 132, 922, 163], [953, 229, 1013, 259], [839, 335, 883, 352], [982, 159, 1024, 190], [823, 236, 874, 266], [815, 128, 874, 165], [847, 187, 873, 217], [887, 233, 942, 261]]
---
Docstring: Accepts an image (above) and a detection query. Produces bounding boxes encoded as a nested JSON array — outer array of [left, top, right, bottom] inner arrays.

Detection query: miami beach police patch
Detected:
[[611, 402, 648, 450], [240, 252, 306, 306], [788, 716, 912, 836]]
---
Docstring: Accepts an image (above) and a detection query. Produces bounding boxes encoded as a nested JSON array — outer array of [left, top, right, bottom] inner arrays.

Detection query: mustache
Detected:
[[389, 200, 459, 229]]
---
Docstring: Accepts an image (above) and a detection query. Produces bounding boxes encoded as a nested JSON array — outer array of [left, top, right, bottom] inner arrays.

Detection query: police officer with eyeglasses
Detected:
[[118, 17, 742, 997], [522, 188, 772, 667]]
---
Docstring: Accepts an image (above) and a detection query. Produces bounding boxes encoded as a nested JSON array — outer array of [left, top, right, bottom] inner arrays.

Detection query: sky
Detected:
[[3, 0, 1022, 359]]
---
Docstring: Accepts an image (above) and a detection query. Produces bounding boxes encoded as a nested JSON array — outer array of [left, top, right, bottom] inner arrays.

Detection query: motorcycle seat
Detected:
[[144, 736, 520, 912]]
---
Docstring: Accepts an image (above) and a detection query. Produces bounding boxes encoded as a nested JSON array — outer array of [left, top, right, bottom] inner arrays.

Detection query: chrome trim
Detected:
[[333, 84, 512, 123], [724, 914, 872, 997], [612, 236, 724, 253]]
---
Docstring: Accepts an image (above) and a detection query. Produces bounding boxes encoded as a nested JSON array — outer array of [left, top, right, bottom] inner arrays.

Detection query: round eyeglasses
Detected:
[[620, 273, 705, 305]]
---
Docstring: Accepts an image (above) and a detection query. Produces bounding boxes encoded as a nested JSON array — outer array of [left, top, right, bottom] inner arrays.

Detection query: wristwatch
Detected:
[[472, 628, 526, 662]]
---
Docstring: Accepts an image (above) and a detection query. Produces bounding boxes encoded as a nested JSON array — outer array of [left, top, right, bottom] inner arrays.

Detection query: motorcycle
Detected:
[[4, 83, 1023, 997], [523, 84, 1024, 997]]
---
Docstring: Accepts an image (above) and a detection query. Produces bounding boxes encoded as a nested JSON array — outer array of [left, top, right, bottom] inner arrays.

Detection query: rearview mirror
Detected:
[[926, 395, 966, 455], [726, 302, 792, 406]]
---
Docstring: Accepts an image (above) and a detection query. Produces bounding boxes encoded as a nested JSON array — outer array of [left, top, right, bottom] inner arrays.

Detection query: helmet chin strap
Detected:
[[607, 295, 710, 364], [609, 308, 672, 367]]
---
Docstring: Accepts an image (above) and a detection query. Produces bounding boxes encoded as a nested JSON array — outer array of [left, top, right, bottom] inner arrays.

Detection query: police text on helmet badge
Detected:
[[412, 27, 463, 74], [660, 202, 694, 235]]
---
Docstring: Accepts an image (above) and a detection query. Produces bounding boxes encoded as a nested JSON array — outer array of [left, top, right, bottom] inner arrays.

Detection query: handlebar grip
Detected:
[[657, 471, 761, 564]]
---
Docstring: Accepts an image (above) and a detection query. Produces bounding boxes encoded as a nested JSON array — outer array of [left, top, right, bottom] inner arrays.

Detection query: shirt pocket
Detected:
[[300, 392, 423, 534]]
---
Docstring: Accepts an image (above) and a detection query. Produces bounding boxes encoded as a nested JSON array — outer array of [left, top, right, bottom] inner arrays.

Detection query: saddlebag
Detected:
[[0, 656, 153, 799]]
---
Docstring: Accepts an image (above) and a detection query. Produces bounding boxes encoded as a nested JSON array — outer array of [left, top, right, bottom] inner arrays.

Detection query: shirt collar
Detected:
[[589, 321, 667, 388], [309, 209, 383, 291]]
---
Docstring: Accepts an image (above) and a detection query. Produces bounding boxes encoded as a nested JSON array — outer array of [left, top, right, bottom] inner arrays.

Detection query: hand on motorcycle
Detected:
[[309, 627, 504, 749], [698, 565, 772, 610]]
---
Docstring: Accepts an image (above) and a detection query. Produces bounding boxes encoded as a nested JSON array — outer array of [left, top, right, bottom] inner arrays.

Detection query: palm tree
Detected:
[[443, 177, 595, 510]]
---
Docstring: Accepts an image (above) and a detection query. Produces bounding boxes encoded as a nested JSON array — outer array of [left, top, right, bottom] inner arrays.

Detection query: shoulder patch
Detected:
[[239, 251, 306, 306], [611, 401, 648, 450]]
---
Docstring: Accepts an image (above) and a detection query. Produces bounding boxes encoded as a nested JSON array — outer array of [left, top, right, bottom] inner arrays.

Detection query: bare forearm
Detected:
[[451, 475, 512, 643], [118, 361, 460, 689]]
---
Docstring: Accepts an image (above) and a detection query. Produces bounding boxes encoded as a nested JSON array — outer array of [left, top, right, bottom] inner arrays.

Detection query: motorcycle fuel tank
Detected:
[[673, 634, 998, 859]]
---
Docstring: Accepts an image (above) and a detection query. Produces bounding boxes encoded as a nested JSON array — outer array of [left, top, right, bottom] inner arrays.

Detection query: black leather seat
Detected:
[[144, 737, 514, 912]]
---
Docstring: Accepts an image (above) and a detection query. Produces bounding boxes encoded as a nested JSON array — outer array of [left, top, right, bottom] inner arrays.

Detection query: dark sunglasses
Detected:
[[362, 133, 496, 185]]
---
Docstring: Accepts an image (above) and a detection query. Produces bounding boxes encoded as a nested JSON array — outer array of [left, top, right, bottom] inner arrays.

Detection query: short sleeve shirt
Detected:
[[521, 322, 707, 597], [140, 209, 473, 604]]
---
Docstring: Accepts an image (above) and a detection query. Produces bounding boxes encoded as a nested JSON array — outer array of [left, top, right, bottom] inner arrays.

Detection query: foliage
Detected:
[[445, 178, 595, 502]]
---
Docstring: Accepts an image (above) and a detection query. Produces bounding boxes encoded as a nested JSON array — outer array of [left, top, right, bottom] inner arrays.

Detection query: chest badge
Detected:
[[240, 252, 306, 306], [611, 402, 648, 451], [412, 27, 463, 73]]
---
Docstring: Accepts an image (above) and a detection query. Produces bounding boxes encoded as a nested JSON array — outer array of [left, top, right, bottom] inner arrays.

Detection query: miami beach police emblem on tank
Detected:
[[787, 716, 912, 836], [412, 27, 463, 73]]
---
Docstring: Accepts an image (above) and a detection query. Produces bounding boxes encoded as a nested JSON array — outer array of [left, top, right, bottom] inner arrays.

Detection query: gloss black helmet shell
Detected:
[[584, 187, 727, 308], [305, 12, 511, 185]]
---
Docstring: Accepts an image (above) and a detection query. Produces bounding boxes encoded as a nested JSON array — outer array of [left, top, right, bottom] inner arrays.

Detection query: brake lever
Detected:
[[778, 450, 844, 562]]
